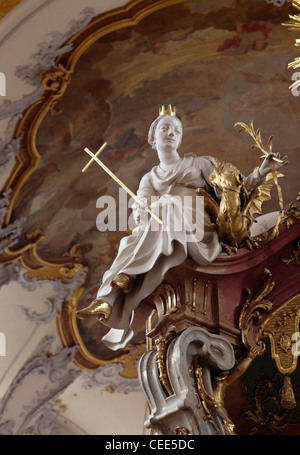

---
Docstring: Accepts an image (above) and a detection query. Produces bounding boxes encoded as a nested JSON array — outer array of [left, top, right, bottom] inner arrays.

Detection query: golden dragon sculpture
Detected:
[[197, 121, 284, 254]]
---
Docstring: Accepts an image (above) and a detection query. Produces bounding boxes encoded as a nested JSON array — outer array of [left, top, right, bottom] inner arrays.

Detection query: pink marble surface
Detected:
[[153, 219, 300, 338]]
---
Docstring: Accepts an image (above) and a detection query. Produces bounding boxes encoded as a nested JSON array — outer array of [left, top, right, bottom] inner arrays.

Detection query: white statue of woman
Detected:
[[77, 105, 287, 351]]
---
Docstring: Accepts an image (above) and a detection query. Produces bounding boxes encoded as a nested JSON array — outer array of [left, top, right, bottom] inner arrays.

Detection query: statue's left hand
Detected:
[[259, 152, 289, 176]]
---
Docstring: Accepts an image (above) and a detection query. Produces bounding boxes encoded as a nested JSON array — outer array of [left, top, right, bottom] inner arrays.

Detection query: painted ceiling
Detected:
[[3, 0, 300, 434]]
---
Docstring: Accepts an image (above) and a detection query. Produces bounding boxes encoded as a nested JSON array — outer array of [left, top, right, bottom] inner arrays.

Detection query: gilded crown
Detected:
[[159, 104, 176, 117]]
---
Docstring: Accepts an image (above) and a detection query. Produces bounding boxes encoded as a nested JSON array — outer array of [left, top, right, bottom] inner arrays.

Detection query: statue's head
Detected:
[[148, 105, 183, 150]]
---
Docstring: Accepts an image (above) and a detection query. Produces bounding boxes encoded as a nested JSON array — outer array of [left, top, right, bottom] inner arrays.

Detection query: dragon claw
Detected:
[[220, 242, 238, 255], [244, 236, 261, 250]]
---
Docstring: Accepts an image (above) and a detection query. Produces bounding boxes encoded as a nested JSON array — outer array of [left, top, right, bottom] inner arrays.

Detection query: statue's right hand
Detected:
[[259, 152, 289, 175], [133, 206, 147, 225]]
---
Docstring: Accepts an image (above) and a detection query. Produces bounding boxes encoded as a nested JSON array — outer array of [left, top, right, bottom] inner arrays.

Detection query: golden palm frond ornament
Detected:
[[283, 0, 300, 93]]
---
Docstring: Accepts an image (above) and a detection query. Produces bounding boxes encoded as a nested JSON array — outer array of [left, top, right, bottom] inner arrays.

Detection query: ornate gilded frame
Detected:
[[0, 0, 187, 372]]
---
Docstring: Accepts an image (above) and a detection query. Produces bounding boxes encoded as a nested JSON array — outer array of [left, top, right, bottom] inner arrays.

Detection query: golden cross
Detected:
[[82, 143, 163, 225]]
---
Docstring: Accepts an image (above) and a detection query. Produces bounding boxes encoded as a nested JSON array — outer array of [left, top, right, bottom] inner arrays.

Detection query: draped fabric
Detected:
[[98, 154, 265, 350]]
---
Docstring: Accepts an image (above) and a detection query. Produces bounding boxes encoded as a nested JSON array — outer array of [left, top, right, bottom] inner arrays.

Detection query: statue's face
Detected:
[[153, 116, 182, 152]]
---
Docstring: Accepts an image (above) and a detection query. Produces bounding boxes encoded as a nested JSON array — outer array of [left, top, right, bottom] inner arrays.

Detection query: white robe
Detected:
[[98, 154, 265, 350]]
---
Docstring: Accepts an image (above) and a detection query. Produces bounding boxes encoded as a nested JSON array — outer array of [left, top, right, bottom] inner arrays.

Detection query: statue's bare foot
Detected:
[[110, 273, 134, 294], [76, 298, 112, 322]]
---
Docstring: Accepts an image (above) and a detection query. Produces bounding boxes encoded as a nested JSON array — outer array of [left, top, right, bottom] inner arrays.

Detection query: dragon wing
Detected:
[[244, 170, 284, 221]]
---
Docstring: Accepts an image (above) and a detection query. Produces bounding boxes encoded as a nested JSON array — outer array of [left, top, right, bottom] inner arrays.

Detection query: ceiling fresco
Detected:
[[4, 0, 300, 430]]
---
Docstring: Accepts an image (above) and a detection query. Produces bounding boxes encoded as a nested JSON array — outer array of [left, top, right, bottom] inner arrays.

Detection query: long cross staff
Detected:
[[82, 142, 163, 225]]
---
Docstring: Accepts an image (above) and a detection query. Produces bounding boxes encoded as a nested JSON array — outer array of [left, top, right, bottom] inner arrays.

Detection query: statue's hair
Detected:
[[148, 114, 183, 149]]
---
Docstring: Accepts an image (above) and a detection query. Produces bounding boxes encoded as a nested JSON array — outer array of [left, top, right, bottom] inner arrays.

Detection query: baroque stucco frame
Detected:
[[0, 0, 188, 372]]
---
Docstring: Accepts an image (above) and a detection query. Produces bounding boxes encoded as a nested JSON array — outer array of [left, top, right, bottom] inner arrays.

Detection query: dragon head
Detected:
[[209, 159, 245, 192]]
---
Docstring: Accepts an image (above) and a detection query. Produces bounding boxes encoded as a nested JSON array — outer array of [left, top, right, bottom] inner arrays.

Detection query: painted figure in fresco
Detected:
[[77, 106, 287, 351]]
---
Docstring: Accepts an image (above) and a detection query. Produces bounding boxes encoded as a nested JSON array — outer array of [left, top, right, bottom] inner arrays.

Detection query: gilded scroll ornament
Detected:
[[239, 268, 274, 353], [174, 426, 190, 435], [191, 359, 216, 420], [0, 0, 23, 19], [157, 282, 180, 316], [164, 283, 178, 314], [210, 268, 276, 424], [0, 229, 86, 282], [190, 356, 236, 435], [40, 63, 72, 114], [281, 240, 300, 266], [242, 370, 298, 434], [281, 194, 300, 229], [154, 333, 174, 396], [258, 293, 300, 375]]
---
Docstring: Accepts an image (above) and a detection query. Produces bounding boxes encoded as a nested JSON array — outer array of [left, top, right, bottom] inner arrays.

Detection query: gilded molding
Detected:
[[0, 0, 23, 20], [158, 282, 179, 316], [258, 293, 300, 375], [154, 333, 174, 395], [204, 268, 276, 413], [0, 229, 86, 282], [281, 194, 300, 229], [242, 371, 290, 433], [281, 240, 300, 266], [191, 359, 236, 435], [239, 268, 274, 353], [174, 426, 190, 435], [40, 63, 73, 114]]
